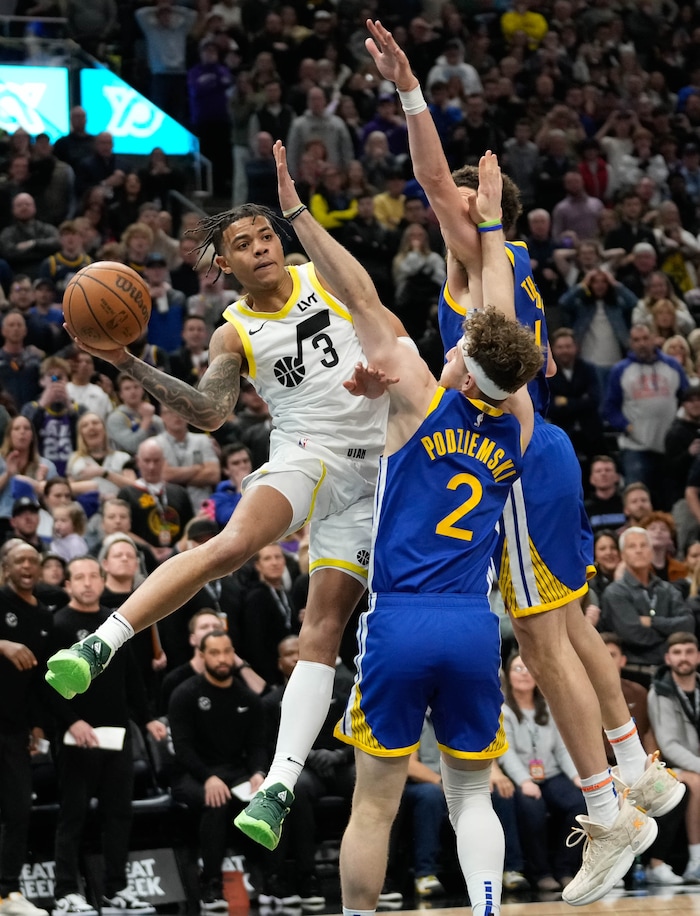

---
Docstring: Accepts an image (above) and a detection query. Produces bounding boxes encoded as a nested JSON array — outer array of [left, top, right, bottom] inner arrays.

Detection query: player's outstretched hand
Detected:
[[471, 151, 503, 227], [343, 361, 399, 399], [365, 19, 417, 91], [63, 324, 130, 366], [273, 140, 302, 214]]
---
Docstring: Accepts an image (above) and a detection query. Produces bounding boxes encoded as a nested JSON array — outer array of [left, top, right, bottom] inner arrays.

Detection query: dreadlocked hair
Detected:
[[451, 164, 522, 233], [185, 204, 288, 277], [462, 306, 543, 394]]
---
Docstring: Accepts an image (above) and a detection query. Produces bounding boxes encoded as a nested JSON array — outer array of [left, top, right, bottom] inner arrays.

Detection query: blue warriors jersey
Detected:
[[369, 387, 523, 595], [438, 241, 550, 415]]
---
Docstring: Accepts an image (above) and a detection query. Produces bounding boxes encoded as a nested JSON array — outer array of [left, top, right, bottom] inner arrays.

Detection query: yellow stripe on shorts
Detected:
[[499, 537, 589, 617], [438, 712, 508, 760]]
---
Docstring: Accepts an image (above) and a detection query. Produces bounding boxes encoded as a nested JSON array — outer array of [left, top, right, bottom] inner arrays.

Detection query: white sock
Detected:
[[689, 843, 700, 864], [262, 660, 335, 792], [605, 719, 647, 785], [343, 908, 375, 916], [440, 760, 502, 916], [581, 769, 619, 827], [93, 612, 134, 652]]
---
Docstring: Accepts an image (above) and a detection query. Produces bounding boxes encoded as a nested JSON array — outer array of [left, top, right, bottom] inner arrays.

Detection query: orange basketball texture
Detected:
[[63, 261, 152, 349]]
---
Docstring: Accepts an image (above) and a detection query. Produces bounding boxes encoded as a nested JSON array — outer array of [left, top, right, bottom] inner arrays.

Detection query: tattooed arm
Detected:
[[66, 322, 244, 431]]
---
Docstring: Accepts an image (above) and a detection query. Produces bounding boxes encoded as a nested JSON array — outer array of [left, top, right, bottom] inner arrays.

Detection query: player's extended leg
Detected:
[[339, 751, 410, 912], [45, 485, 295, 698], [440, 757, 504, 916], [565, 602, 632, 730], [234, 568, 365, 850], [566, 603, 685, 817], [512, 605, 659, 906], [511, 604, 608, 779]]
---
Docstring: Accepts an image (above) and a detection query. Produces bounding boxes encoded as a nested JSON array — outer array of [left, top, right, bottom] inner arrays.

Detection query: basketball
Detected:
[[63, 261, 152, 350]]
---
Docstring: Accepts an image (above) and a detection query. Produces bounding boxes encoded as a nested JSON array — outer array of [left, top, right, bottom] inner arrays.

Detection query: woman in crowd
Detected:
[[0, 414, 57, 539], [632, 271, 696, 335], [37, 476, 73, 543], [587, 529, 622, 627], [662, 335, 697, 380], [499, 653, 585, 893], [650, 298, 687, 344], [682, 541, 700, 612], [66, 412, 136, 501], [392, 223, 446, 341], [592, 530, 621, 596], [558, 268, 636, 392]]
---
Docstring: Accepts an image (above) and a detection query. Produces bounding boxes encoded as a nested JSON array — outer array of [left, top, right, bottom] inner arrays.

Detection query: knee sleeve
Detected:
[[440, 759, 492, 827], [440, 760, 503, 916]]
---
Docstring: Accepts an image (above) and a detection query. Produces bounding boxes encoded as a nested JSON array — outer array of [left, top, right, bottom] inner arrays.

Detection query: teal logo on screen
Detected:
[[0, 66, 69, 140], [80, 69, 199, 156]]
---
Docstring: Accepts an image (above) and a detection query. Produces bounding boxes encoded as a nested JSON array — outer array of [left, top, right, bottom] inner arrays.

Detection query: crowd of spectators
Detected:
[[9, 0, 700, 909]]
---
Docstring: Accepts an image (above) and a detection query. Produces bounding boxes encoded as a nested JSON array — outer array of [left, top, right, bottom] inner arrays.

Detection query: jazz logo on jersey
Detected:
[[273, 311, 339, 388]]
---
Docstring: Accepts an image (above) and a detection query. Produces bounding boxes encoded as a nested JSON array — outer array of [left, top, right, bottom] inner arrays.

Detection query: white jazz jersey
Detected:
[[222, 262, 388, 455]]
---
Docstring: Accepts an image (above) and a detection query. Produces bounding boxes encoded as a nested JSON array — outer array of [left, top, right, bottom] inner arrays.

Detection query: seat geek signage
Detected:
[[80, 69, 199, 156], [0, 66, 69, 140], [21, 851, 186, 907]]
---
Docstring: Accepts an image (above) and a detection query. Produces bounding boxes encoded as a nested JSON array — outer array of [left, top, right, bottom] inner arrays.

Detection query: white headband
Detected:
[[460, 335, 512, 400]]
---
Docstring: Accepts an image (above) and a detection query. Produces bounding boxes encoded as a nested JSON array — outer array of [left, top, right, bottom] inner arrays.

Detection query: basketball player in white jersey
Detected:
[[46, 202, 407, 851]]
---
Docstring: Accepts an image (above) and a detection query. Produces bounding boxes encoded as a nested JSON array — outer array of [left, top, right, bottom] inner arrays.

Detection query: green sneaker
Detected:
[[234, 783, 294, 850], [45, 635, 115, 699]]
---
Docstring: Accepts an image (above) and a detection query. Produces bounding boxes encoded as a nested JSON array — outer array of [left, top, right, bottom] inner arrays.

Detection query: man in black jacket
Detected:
[[547, 327, 607, 475], [168, 630, 268, 911], [341, 193, 397, 309], [49, 557, 165, 916], [665, 387, 700, 509], [0, 542, 52, 916]]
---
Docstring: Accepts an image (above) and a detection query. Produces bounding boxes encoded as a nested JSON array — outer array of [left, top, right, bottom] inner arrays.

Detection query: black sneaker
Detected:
[[200, 880, 227, 912], [100, 889, 155, 914], [258, 876, 301, 907], [299, 876, 325, 909]]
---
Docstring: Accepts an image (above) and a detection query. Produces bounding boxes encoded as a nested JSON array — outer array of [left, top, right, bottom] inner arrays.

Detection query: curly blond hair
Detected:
[[463, 306, 543, 394]]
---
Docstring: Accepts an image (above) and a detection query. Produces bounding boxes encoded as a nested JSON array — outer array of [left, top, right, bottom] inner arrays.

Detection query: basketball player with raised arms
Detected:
[[45, 200, 408, 848], [274, 137, 543, 916], [363, 19, 684, 906]]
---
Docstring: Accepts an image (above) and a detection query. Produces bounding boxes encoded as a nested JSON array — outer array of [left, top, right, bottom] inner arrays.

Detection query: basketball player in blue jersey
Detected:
[[365, 19, 684, 907], [273, 137, 545, 916], [44, 202, 411, 852]]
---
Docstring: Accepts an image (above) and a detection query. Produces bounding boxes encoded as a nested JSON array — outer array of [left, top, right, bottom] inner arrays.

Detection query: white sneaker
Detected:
[[646, 862, 684, 885], [684, 860, 700, 883], [613, 752, 686, 818], [101, 888, 155, 914], [562, 797, 658, 906], [0, 893, 49, 916], [52, 895, 97, 916]]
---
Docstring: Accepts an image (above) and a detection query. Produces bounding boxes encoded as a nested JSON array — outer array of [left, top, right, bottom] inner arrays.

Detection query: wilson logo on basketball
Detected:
[[115, 276, 150, 319]]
